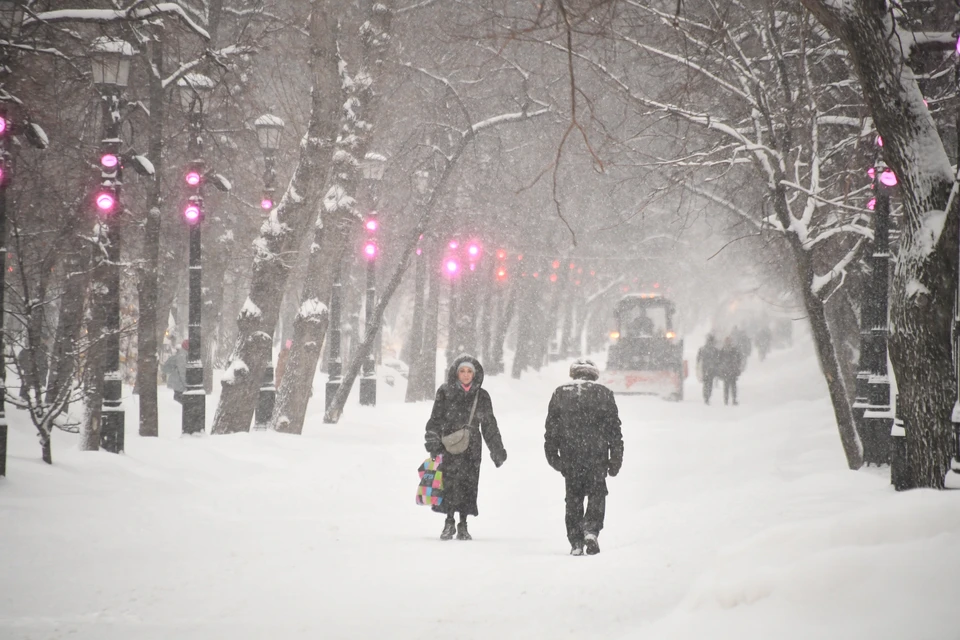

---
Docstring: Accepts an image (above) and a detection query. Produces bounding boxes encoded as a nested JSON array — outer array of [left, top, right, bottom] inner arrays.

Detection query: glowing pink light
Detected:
[[184, 204, 201, 221], [416, 248, 422, 256], [365, 219, 379, 232], [0, 116, 7, 135], [0, 167, 4, 182], [880, 169, 898, 187], [363, 242, 377, 259], [95, 192, 116, 212], [185, 171, 201, 186], [867, 167, 875, 179], [260, 198, 273, 210], [867, 198, 876, 211], [448, 240, 459, 250], [956, 34, 960, 56], [101, 153, 119, 169], [446, 259, 459, 274], [470, 263, 476, 271], [875, 135, 882, 147], [467, 244, 480, 257]]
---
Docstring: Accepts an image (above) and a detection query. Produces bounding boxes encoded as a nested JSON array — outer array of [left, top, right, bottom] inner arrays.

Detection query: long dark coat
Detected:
[[544, 379, 624, 478], [424, 356, 505, 516]]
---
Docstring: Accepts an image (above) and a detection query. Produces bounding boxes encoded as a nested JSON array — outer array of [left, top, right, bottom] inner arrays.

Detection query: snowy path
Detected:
[[1, 338, 958, 639]]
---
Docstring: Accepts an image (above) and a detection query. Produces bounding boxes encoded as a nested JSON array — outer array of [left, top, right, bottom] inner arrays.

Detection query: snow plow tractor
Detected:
[[601, 294, 687, 400]]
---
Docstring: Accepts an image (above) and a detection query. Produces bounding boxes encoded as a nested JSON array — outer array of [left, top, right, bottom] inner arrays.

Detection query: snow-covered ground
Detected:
[[1, 334, 957, 639]]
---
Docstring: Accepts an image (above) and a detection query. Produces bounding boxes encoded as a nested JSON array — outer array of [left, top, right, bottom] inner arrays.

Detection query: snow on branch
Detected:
[[811, 239, 866, 297], [161, 45, 252, 89], [28, 3, 211, 41]]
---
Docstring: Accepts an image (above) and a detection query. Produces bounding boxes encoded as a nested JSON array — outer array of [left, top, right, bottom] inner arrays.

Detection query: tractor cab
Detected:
[[602, 294, 686, 399]]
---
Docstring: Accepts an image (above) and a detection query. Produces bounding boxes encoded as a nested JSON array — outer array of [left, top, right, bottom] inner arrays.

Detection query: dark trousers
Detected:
[[702, 375, 715, 404], [564, 470, 607, 546], [722, 377, 738, 404]]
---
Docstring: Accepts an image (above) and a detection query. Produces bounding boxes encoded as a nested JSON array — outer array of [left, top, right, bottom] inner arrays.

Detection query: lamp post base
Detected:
[[182, 390, 205, 435], [100, 408, 125, 453], [255, 365, 275, 430], [359, 376, 377, 407], [324, 379, 340, 415]]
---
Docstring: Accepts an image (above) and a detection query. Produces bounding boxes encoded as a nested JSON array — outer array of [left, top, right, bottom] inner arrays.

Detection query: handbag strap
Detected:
[[465, 390, 480, 429]]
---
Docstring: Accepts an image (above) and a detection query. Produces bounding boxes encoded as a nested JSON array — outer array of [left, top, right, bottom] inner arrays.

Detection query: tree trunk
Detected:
[[46, 235, 90, 408], [211, 2, 342, 435], [490, 280, 517, 377], [271, 0, 394, 434], [416, 255, 441, 399], [404, 249, 427, 402], [136, 37, 165, 438], [81, 285, 107, 451]]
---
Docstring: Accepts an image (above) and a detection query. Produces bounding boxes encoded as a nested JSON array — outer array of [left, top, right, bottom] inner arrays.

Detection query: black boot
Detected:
[[440, 517, 456, 541], [456, 521, 472, 541], [584, 532, 600, 555]]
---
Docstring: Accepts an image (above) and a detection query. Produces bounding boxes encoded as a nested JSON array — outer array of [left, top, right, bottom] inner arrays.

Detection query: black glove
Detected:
[[491, 448, 507, 468], [607, 460, 621, 477]]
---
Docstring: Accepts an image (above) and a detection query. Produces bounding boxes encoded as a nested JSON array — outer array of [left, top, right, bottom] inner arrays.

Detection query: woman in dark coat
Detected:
[[424, 355, 507, 540]]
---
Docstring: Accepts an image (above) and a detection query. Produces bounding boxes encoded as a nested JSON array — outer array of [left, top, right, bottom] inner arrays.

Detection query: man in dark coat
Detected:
[[544, 358, 624, 556], [425, 355, 507, 541], [696, 334, 720, 405], [718, 336, 744, 405]]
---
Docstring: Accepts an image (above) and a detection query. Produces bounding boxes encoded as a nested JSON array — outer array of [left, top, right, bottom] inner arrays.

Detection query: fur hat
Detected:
[[570, 358, 599, 381], [457, 361, 476, 374]]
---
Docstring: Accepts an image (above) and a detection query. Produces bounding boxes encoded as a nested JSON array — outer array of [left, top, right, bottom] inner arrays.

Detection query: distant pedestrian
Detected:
[[718, 336, 744, 405], [756, 325, 772, 361], [544, 358, 624, 556], [162, 339, 188, 403], [696, 334, 720, 405], [424, 355, 507, 541]]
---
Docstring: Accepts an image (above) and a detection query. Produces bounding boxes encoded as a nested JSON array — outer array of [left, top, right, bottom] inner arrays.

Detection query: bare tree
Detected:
[[801, 0, 959, 487]]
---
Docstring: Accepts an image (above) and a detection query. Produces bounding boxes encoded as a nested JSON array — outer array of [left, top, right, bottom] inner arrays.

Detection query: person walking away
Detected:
[[162, 339, 188, 404], [696, 334, 720, 405], [544, 358, 623, 556], [718, 336, 744, 405], [424, 355, 507, 540]]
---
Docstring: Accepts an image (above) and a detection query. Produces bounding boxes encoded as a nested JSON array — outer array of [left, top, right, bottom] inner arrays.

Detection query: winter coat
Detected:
[[162, 349, 187, 392], [424, 355, 506, 516], [544, 379, 624, 477], [718, 345, 743, 380], [697, 343, 720, 379]]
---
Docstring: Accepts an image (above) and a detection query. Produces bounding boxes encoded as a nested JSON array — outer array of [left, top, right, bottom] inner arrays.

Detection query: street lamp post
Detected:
[[359, 154, 384, 406], [359, 211, 379, 406], [324, 258, 344, 418], [178, 73, 213, 436], [91, 36, 133, 453], [0, 0, 25, 475], [253, 113, 284, 429], [854, 161, 894, 467]]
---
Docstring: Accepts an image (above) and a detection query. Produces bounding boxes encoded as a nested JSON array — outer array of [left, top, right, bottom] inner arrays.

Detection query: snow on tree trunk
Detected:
[[272, 0, 394, 435], [211, 3, 342, 435], [801, 0, 958, 486]]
